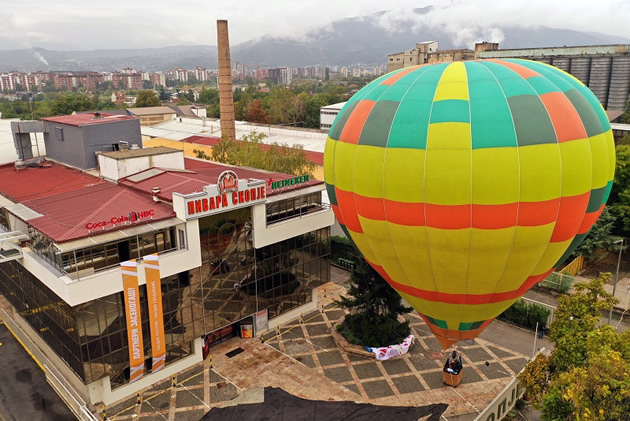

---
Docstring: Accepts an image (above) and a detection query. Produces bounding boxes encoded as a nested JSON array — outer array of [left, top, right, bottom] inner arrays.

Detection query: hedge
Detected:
[[498, 300, 551, 330]]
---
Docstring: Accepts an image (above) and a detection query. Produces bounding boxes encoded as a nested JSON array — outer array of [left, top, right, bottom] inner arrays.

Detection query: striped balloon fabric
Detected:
[[324, 59, 615, 349]]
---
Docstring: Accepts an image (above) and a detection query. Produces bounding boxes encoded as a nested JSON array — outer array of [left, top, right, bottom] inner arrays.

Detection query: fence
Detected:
[[539, 272, 575, 294], [520, 297, 557, 326], [559, 254, 585, 276]]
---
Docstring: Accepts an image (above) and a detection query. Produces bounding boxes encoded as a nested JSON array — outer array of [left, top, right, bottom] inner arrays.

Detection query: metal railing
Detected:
[[44, 364, 98, 421], [266, 203, 332, 226], [64, 245, 187, 282], [1, 310, 97, 421]]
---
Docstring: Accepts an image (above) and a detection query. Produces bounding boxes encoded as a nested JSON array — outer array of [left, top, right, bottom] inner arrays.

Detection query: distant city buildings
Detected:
[[0, 62, 383, 95], [111, 70, 143, 90], [268, 67, 292, 85]]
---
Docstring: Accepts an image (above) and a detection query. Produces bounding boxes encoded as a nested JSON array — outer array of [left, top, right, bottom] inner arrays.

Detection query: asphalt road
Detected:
[[0, 324, 75, 421]]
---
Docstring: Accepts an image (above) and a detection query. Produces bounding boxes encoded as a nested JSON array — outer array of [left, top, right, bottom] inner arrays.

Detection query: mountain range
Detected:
[[1, 8, 628, 73]]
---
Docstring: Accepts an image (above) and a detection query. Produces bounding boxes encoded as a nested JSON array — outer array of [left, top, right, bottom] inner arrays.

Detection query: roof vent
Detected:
[[152, 187, 161, 202], [130, 144, 140, 150], [94, 112, 102, 119]]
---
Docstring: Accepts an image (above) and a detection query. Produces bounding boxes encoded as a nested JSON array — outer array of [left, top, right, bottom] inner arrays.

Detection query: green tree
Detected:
[[518, 276, 629, 420], [210, 134, 239, 164], [335, 257, 412, 347], [571, 207, 616, 261], [621, 100, 630, 124], [304, 94, 328, 128], [293, 92, 309, 124], [198, 86, 218, 104], [49, 92, 93, 115], [135, 90, 160, 107], [266, 87, 295, 124], [247, 99, 269, 124], [158, 86, 170, 102], [206, 132, 315, 177], [606, 144, 630, 236]]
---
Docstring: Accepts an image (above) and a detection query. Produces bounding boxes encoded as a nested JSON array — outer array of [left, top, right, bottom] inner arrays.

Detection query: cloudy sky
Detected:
[[1, 0, 629, 50]]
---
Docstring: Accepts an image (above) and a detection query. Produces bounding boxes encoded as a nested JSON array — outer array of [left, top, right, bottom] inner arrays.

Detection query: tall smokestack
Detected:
[[217, 20, 236, 141]]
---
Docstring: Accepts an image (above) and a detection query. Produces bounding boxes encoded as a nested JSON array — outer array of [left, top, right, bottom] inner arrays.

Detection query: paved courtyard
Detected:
[[99, 280, 530, 420]]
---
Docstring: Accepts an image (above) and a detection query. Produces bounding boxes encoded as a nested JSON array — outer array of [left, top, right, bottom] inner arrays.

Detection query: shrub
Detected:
[[498, 300, 551, 330]]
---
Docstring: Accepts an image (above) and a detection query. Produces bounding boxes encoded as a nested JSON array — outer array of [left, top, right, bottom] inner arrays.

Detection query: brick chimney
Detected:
[[217, 20, 236, 141], [475, 42, 500, 58]]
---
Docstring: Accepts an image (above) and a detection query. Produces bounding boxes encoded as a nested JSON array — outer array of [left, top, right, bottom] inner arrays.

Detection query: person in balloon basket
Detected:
[[444, 351, 463, 375]]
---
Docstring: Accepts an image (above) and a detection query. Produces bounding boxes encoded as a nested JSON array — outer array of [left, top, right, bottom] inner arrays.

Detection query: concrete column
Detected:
[[217, 20, 236, 141]]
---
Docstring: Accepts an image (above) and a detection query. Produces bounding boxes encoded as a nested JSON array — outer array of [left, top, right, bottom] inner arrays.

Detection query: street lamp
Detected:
[[608, 239, 624, 325]]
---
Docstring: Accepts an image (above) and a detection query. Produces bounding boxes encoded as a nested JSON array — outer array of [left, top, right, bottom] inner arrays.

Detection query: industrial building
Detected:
[[388, 42, 630, 110], [0, 112, 334, 411], [477, 44, 630, 110]]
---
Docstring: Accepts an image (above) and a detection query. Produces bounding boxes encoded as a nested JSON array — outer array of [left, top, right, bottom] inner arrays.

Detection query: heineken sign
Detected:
[[270, 175, 310, 190]]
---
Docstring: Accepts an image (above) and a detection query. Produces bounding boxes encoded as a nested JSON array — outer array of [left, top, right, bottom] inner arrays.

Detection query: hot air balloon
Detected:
[[324, 59, 615, 349]]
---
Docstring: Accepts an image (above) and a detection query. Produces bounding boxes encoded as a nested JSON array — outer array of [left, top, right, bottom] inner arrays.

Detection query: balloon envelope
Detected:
[[324, 59, 615, 349]]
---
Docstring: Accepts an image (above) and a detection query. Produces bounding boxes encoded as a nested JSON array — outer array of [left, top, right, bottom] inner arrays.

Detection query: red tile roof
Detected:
[[0, 158, 320, 243], [0, 162, 173, 242], [182, 135, 222, 146], [180, 135, 324, 165], [119, 158, 322, 202], [41, 113, 137, 127], [0, 163, 105, 202], [25, 183, 175, 242]]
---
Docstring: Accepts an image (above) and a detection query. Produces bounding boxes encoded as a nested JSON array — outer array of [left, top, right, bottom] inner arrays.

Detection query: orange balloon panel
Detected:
[[324, 59, 615, 349]]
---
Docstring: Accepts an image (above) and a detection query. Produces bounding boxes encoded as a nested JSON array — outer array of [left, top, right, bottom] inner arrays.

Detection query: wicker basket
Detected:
[[442, 369, 463, 387]]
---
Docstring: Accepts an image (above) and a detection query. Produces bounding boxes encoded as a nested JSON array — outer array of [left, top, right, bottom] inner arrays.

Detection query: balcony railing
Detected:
[[266, 203, 332, 227], [64, 245, 187, 281]]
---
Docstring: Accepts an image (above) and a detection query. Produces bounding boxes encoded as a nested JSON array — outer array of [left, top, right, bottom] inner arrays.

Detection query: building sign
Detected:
[[143, 253, 166, 373], [269, 175, 310, 190], [176, 177, 266, 220], [217, 170, 239, 195], [121, 260, 145, 383], [85, 209, 155, 230], [256, 309, 268, 334]]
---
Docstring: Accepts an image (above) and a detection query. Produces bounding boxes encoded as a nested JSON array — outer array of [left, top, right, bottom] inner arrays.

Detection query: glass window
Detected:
[[0, 208, 9, 230], [59, 227, 177, 276], [266, 192, 323, 225]]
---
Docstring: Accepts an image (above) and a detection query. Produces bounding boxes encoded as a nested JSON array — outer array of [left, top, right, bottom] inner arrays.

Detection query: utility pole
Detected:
[[608, 239, 624, 325]]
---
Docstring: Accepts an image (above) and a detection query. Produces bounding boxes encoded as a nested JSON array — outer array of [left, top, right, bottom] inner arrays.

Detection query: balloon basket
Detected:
[[442, 369, 463, 387]]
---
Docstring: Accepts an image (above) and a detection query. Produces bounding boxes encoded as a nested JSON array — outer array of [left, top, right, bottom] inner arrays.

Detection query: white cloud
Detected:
[[0, 0, 628, 50]]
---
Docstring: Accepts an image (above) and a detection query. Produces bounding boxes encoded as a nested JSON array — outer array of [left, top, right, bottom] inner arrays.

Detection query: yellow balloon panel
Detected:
[[433, 61, 469, 101], [353, 145, 386, 198], [425, 228, 471, 295], [387, 224, 435, 290], [425, 148, 471, 205], [383, 148, 425, 203], [518, 144, 562, 202], [471, 148, 520, 205], [558, 138, 593, 197], [495, 223, 555, 292], [467, 227, 517, 291]]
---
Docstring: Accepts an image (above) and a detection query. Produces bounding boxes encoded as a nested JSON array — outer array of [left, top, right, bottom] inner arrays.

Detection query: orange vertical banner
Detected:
[[121, 259, 145, 383], [144, 253, 166, 373]]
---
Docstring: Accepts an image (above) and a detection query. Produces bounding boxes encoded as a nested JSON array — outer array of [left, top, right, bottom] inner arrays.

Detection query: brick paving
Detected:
[[98, 279, 530, 420], [263, 282, 530, 418]]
